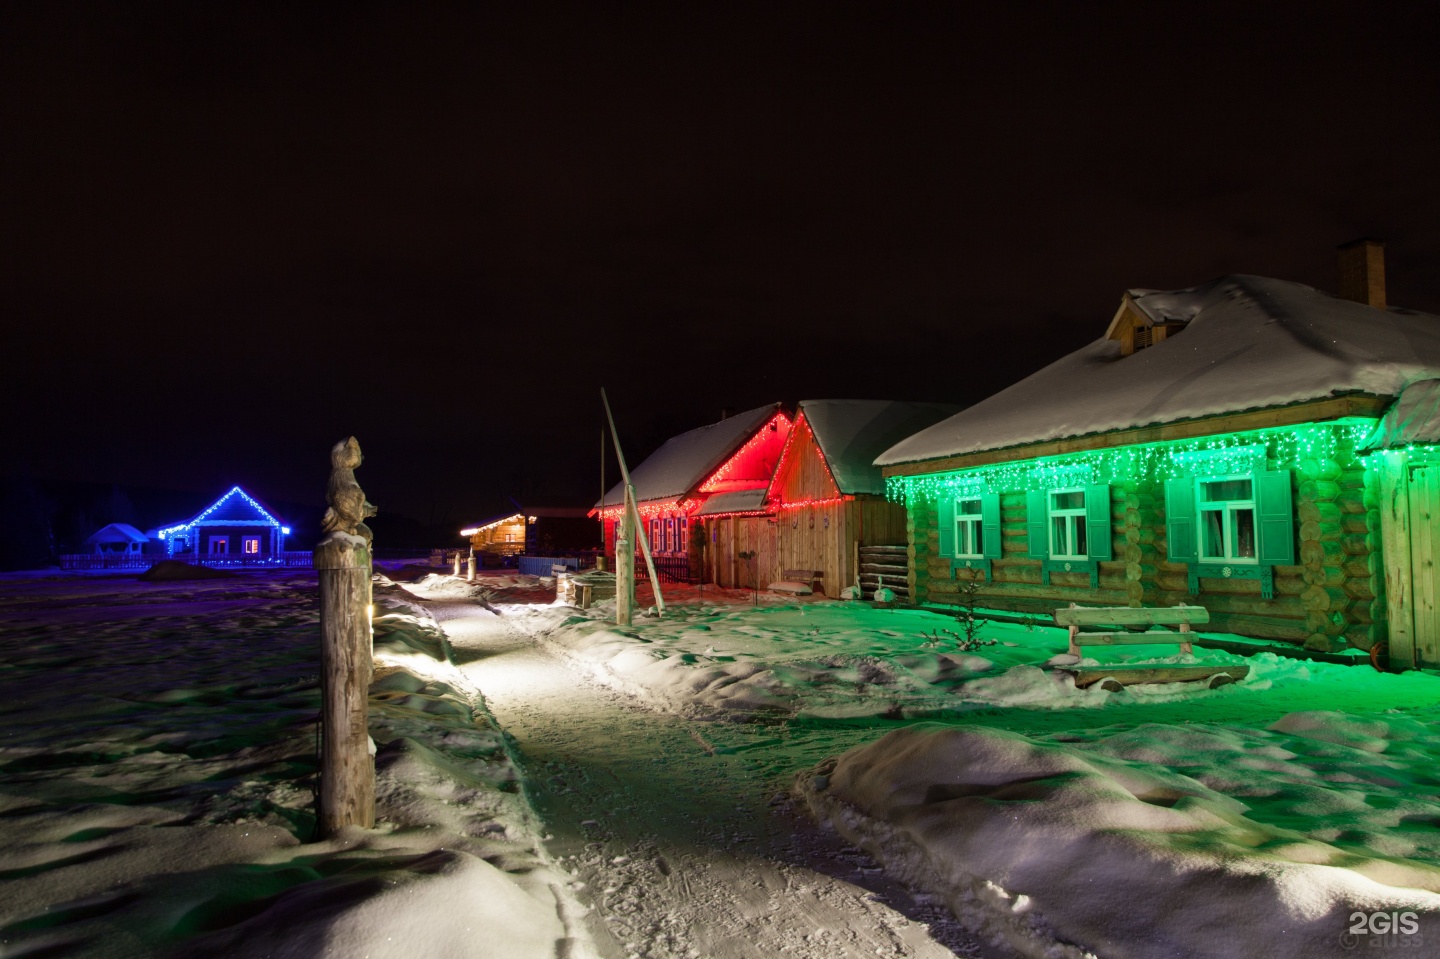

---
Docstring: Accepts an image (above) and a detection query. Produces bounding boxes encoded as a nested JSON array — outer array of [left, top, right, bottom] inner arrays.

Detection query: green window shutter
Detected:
[[1256, 469, 1295, 565], [1164, 477, 1197, 562], [1026, 489, 1048, 559], [937, 496, 955, 558], [1085, 483, 1113, 561], [981, 492, 1002, 559]]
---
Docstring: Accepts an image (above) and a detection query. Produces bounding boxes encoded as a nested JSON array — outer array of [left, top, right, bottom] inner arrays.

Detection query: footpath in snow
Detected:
[[424, 586, 986, 958]]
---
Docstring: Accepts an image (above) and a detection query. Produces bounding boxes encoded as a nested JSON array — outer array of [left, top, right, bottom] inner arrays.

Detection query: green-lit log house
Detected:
[[877, 243, 1440, 669]]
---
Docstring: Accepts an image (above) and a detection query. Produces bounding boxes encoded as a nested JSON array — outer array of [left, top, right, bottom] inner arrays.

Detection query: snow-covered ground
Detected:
[[0, 569, 588, 959], [460, 577, 1385, 723], [7, 566, 1440, 958]]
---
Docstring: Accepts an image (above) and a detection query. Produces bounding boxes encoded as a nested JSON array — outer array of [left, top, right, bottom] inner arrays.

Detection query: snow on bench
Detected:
[[770, 569, 820, 596], [1051, 604, 1247, 691]]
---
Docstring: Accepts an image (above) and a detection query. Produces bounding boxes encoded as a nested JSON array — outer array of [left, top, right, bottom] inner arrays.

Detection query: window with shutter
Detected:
[[1171, 469, 1292, 599]]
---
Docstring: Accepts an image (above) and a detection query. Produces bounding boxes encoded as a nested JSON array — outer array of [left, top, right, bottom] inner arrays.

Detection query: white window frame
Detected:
[[1196, 474, 1258, 564], [209, 536, 229, 555], [954, 496, 984, 559], [1048, 487, 1088, 560]]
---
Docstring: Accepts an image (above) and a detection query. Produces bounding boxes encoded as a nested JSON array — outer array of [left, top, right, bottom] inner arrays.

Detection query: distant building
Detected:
[[84, 522, 151, 555], [155, 486, 290, 559], [461, 506, 599, 558]]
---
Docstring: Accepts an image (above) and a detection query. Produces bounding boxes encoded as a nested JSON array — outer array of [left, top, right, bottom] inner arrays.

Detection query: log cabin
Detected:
[[460, 506, 599, 559], [594, 404, 792, 582], [877, 241, 1440, 669]]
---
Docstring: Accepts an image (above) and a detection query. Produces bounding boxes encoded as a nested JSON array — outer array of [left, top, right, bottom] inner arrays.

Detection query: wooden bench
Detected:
[[770, 569, 821, 596], [1051, 604, 1249, 690]]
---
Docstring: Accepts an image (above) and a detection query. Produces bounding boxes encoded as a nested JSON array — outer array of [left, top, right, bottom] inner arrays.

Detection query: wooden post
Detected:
[[316, 532, 375, 834], [315, 436, 377, 837], [1380, 451, 1416, 669], [601, 388, 666, 615], [616, 491, 635, 626], [467, 547, 476, 582]]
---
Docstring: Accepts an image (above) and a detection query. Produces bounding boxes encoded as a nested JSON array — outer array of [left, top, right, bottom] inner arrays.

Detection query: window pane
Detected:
[[1235, 508, 1256, 558], [958, 498, 982, 515], [1051, 516, 1069, 555], [1052, 491, 1084, 511], [1201, 508, 1225, 558], [1074, 517, 1087, 556], [1201, 479, 1252, 503]]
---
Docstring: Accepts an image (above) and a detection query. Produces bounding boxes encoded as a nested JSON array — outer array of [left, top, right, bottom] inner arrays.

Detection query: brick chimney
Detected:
[[1337, 237, 1386, 310]]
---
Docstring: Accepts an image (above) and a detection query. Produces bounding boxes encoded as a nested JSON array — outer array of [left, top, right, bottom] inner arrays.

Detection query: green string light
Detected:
[[887, 421, 1376, 506]]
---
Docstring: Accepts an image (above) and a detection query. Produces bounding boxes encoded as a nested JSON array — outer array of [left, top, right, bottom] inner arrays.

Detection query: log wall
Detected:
[[907, 430, 1386, 653]]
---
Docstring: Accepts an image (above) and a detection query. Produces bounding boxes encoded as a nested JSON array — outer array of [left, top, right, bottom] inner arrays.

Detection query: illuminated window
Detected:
[[1198, 476, 1256, 563], [244, 537, 260, 554], [209, 536, 229, 555], [679, 516, 689, 553], [1048, 489, 1088, 560], [954, 498, 984, 558]]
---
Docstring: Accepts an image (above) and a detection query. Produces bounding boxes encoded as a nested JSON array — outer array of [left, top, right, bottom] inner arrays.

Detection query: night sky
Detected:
[[6, 2, 1439, 535]]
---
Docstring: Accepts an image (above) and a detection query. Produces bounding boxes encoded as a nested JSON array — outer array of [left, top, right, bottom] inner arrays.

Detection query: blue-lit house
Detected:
[[156, 487, 291, 560]]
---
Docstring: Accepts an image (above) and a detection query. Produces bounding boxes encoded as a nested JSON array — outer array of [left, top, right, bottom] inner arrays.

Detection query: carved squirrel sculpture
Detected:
[[321, 436, 376, 548]]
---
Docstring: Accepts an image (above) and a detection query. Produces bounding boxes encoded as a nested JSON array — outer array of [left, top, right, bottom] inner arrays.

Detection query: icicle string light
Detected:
[[775, 495, 851, 511], [886, 421, 1376, 506], [596, 498, 692, 521]]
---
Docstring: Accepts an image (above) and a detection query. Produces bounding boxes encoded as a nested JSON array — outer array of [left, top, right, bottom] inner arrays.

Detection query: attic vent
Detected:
[[1133, 326, 1154, 351]]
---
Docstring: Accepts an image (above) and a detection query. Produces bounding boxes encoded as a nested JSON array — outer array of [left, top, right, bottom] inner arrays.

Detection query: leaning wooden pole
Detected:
[[315, 436, 377, 836], [601, 388, 666, 615]]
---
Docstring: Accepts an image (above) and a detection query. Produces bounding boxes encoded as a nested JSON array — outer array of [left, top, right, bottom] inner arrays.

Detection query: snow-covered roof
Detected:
[[694, 488, 768, 517], [796, 400, 962, 495], [1363, 378, 1440, 449], [598, 403, 782, 507], [85, 522, 149, 545], [877, 275, 1440, 467]]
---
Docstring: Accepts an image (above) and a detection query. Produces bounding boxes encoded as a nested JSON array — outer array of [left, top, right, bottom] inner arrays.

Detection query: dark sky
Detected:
[[5, 2, 1439, 531]]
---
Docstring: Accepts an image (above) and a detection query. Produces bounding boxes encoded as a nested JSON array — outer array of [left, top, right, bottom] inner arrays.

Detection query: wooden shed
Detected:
[[763, 400, 959, 597], [877, 250, 1440, 667]]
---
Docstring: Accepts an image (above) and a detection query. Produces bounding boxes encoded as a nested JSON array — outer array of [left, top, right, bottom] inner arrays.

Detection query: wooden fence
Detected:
[[59, 552, 316, 571]]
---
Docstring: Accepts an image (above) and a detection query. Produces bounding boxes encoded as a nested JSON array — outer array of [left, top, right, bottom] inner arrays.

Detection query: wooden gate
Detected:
[[1405, 464, 1440, 667]]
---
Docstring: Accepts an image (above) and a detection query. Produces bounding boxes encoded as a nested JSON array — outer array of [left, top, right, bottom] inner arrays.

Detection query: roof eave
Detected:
[[880, 393, 1390, 478]]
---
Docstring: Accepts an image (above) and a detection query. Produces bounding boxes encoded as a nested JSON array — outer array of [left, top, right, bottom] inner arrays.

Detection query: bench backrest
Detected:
[[783, 569, 819, 584], [1053, 605, 1209, 627]]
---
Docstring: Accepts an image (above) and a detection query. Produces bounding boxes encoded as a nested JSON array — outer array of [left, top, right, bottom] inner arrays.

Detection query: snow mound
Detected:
[[800, 720, 1440, 959]]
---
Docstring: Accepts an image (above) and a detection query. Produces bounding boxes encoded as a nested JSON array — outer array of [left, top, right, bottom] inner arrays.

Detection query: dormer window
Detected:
[[1106, 292, 1187, 356]]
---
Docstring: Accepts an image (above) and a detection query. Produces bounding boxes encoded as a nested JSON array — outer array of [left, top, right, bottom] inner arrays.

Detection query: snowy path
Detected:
[[430, 600, 993, 959]]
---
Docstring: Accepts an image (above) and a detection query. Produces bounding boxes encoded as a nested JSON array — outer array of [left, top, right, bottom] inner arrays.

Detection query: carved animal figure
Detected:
[[321, 436, 377, 547]]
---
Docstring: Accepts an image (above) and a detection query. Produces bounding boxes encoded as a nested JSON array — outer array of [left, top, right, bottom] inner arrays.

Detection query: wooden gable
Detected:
[[766, 412, 841, 506], [695, 410, 792, 495]]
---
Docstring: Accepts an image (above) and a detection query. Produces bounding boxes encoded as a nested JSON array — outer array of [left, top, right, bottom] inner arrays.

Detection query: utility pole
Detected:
[[601, 389, 665, 621]]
